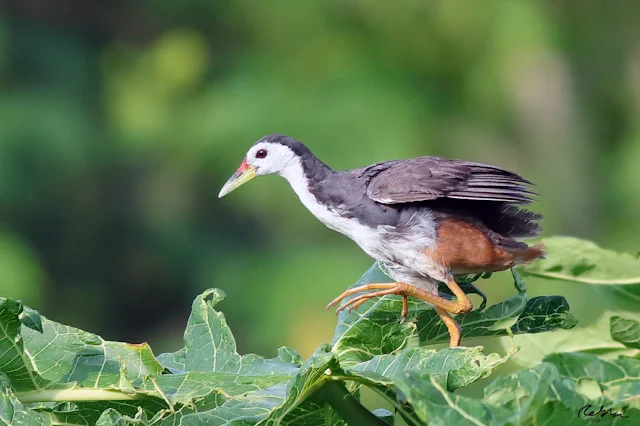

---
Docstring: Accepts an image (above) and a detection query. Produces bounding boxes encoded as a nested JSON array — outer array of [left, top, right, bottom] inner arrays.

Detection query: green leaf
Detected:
[[0, 290, 306, 425], [397, 361, 640, 426], [0, 244, 619, 426], [20, 319, 164, 391], [38, 401, 167, 426], [610, 316, 640, 350], [152, 289, 308, 421], [0, 374, 49, 426], [18, 308, 43, 334], [520, 236, 640, 285], [348, 346, 512, 391], [395, 370, 514, 425], [510, 314, 633, 369], [156, 347, 347, 426], [510, 237, 640, 366], [544, 352, 640, 409], [152, 292, 345, 425], [371, 409, 394, 425], [0, 299, 49, 391], [1, 295, 166, 395], [422, 293, 576, 344], [0, 296, 171, 424], [168, 387, 287, 425], [157, 289, 300, 377], [258, 346, 345, 425]]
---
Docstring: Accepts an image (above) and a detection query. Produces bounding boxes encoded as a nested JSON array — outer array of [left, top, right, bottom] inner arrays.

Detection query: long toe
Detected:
[[335, 288, 399, 313], [326, 283, 397, 309]]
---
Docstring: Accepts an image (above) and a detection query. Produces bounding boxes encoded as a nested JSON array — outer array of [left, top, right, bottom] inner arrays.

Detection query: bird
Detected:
[[218, 134, 544, 347]]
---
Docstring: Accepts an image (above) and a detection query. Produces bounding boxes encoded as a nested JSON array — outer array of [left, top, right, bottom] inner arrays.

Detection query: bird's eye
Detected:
[[256, 149, 268, 159]]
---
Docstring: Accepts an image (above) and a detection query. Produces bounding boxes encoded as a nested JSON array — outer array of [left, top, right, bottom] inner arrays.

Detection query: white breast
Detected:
[[279, 160, 383, 255], [280, 160, 440, 265]]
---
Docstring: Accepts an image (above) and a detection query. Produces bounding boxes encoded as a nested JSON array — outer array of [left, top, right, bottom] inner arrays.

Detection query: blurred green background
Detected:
[[1, 0, 639, 360]]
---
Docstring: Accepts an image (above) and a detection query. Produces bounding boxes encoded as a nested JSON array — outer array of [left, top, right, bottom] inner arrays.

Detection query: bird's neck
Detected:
[[280, 154, 333, 207]]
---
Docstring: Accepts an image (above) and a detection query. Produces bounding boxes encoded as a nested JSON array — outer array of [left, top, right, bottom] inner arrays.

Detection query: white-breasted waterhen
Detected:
[[219, 134, 544, 347]]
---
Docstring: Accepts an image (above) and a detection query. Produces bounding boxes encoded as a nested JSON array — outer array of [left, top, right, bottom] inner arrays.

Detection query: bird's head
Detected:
[[218, 134, 303, 198]]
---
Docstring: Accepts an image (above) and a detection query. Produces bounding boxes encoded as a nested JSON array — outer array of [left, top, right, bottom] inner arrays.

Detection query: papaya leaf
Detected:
[[348, 346, 512, 392], [150, 289, 300, 412], [0, 295, 164, 392], [0, 299, 49, 391], [36, 401, 168, 426], [544, 352, 640, 409], [0, 374, 49, 425], [257, 346, 346, 426], [397, 361, 640, 426], [157, 289, 300, 377], [0, 290, 306, 425], [511, 314, 632, 369], [0, 297, 172, 425], [395, 370, 514, 425], [153, 348, 348, 426], [610, 316, 640, 350], [18, 308, 43, 334], [1, 236, 631, 425], [511, 237, 640, 365], [519, 236, 640, 285], [151, 294, 347, 425]]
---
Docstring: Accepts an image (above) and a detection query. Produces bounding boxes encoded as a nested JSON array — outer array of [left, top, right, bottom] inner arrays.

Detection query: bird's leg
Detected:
[[327, 282, 472, 315], [442, 280, 473, 314], [400, 295, 408, 323], [326, 281, 472, 347], [434, 306, 462, 346]]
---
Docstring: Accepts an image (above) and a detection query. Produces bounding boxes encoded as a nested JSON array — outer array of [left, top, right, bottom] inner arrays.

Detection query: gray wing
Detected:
[[364, 157, 535, 204]]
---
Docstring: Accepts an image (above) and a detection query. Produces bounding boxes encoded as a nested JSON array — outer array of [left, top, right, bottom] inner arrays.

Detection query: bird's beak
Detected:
[[218, 159, 257, 198]]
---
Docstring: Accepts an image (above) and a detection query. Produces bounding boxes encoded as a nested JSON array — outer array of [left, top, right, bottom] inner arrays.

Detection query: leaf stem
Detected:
[[520, 270, 640, 285], [329, 375, 422, 426], [319, 380, 389, 426], [366, 385, 423, 426], [16, 388, 151, 403]]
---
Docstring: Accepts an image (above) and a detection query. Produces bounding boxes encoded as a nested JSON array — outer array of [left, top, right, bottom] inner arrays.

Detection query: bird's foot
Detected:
[[326, 280, 470, 347], [325, 282, 411, 322]]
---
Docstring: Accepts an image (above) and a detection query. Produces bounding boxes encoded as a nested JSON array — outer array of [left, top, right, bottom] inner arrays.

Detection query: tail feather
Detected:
[[513, 243, 545, 264], [425, 199, 542, 239]]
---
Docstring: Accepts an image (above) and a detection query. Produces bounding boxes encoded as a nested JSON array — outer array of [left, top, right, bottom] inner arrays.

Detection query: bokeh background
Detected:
[[1, 0, 639, 362]]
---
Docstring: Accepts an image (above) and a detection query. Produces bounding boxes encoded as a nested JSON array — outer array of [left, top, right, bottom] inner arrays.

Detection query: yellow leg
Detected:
[[442, 280, 473, 314], [435, 306, 462, 347], [326, 281, 472, 346], [326, 281, 473, 315], [400, 295, 408, 323]]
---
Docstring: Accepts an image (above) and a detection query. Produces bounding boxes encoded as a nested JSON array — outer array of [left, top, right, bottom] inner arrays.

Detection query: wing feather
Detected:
[[364, 157, 535, 205]]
